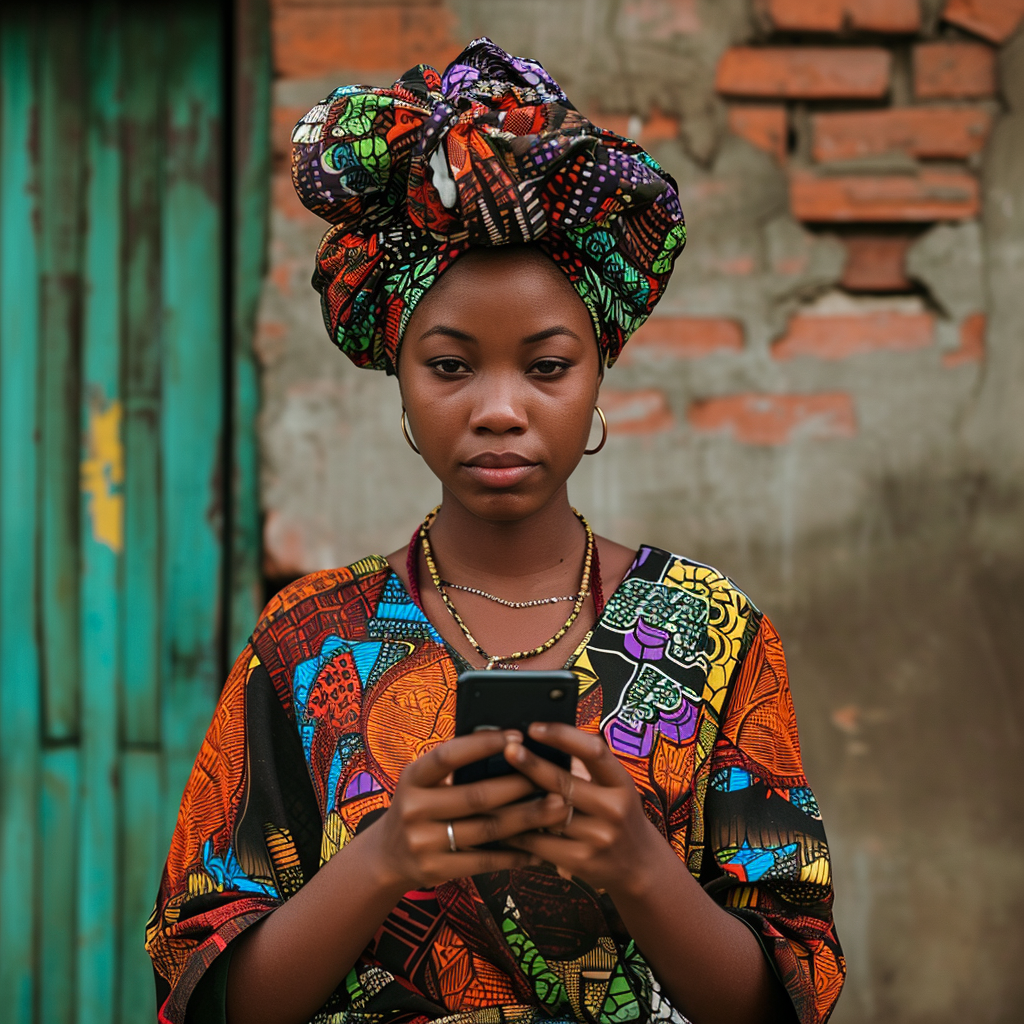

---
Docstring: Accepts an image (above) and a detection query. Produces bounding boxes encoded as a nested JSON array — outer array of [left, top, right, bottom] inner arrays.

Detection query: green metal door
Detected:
[[0, 2, 269, 1020]]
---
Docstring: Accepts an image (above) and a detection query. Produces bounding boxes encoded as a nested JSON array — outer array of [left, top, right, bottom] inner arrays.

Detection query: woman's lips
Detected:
[[462, 452, 539, 488]]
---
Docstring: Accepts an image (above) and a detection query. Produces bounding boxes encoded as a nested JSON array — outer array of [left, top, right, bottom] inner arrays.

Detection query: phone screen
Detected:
[[453, 669, 579, 786]]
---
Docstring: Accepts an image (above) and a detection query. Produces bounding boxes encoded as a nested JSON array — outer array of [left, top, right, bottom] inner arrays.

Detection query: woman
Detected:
[[147, 39, 844, 1024]]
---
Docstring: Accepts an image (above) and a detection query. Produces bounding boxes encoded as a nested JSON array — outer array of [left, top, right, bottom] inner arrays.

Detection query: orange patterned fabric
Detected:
[[147, 547, 844, 1024]]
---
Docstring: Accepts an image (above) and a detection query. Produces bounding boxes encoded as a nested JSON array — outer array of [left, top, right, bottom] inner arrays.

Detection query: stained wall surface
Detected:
[[258, 2, 1024, 1020]]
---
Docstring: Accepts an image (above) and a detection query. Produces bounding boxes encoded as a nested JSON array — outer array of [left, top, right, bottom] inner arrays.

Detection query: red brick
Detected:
[[942, 0, 1024, 43], [760, 0, 920, 32], [273, 2, 460, 79], [601, 389, 675, 434], [621, 318, 745, 362], [773, 311, 934, 360], [687, 393, 857, 445], [846, 0, 922, 30], [812, 107, 994, 162], [841, 235, 913, 291], [642, 106, 681, 143], [913, 42, 996, 99], [943, 312, 986, 366], [759, 0, 846, 31], [590, 106, 680, 144], [728, 105, 788, 162], [790, 170, 980, 222], [715, 47, 891, 100]]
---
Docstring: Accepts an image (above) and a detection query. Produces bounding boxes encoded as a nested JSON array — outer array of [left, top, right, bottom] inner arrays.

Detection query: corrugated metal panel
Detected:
[[0, 2, 268, 1019]]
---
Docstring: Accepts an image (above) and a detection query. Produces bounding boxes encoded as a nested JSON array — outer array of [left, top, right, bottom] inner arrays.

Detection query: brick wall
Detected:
[[255, 5, 1024, 1019], [262, 2, 1019, 559]]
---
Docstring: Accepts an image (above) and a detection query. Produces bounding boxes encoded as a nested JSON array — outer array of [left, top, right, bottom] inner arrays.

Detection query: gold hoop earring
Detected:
[[584, 406, 608, 455], [401, 408, 421, 455]]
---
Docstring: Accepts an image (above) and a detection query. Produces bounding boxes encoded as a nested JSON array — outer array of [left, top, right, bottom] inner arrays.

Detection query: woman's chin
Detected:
[[446, 485, 558, 523]]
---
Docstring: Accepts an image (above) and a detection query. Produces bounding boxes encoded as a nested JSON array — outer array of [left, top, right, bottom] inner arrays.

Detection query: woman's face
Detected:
[[398, 247, 602, 522]]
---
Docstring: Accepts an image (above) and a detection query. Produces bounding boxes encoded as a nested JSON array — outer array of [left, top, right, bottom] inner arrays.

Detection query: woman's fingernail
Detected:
[[530, 722, 548, 735], [504, 730, 523, 744], [507, 743, 526, 763]]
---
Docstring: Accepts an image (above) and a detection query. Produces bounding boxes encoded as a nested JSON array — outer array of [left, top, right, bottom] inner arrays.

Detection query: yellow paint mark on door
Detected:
[[81, 397, 124, 553]]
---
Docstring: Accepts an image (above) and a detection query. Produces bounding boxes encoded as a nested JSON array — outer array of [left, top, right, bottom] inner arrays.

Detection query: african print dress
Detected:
[[147, 547, 845, 1024]]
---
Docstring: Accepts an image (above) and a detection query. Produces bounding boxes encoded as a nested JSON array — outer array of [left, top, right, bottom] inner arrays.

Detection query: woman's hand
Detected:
[[501, 723, 668, 896], [369, 728, 572, 890]]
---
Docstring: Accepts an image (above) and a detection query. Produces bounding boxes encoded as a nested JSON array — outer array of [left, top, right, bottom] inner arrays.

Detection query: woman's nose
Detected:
[[466, 379, 529, 434]]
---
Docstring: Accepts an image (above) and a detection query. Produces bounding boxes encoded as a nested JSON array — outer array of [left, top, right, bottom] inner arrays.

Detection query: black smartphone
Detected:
[[453, 669, 579, 787]]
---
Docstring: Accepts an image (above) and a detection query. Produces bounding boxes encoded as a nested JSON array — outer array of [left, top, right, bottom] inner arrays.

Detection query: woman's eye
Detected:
[[530, 359, 569, 377], [430, 358, 470, 376]]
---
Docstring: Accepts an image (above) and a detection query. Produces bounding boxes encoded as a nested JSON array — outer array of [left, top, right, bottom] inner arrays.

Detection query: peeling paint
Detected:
[[81, 395, 124, 553]]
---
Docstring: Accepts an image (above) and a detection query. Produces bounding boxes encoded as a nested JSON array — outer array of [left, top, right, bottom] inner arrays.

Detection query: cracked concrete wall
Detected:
[[259, 1, 1024, 1019]]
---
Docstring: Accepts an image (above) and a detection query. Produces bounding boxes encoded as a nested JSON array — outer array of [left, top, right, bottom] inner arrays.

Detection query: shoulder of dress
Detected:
[[631, 543, 761, 616], [253, 555, 393, 637]]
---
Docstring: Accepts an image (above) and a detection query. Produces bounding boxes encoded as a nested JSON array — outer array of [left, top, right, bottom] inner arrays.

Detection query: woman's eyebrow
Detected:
[[522, 326, 582, 343], [417, 325, 477, 343]]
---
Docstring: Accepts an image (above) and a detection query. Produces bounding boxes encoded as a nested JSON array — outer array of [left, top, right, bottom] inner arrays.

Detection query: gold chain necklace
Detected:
[[419, 505, 594, 670], [438, 579, 584, 608]]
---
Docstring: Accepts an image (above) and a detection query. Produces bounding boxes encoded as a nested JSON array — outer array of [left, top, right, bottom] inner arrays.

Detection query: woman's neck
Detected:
[[428, 487, 586, 589]]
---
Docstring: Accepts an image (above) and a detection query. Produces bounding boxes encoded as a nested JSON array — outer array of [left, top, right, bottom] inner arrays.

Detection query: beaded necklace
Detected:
[[409, 505, 600, 670]]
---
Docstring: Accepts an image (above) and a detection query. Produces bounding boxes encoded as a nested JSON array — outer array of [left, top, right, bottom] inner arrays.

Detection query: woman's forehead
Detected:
[[411, 247, 591, 322]]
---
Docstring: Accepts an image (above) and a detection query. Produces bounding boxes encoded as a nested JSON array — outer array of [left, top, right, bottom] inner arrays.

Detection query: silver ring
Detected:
[[563, 805, 574, 830], [446, 821, 457, 853]]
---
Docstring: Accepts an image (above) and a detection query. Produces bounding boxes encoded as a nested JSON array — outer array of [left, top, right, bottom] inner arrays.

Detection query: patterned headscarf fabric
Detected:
[[291, 37, 686, 373]]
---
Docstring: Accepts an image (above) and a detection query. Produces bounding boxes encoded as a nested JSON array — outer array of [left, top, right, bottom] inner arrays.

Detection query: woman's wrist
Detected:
[[340, 813, 414, 900]]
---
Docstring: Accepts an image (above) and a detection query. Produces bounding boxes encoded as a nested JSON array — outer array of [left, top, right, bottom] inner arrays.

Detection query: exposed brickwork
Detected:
[[601, 389, 675, 434], [272, 1, 460, 79], [841, 235, 913, 291], [812, 107, 994, 161], [790, 170, 980, 221], [641, 106, 681, 143], [943, 311, 987, 365], [942, 0, 1024, 43], [620, 317, 745, 361], [715, 47, 891, 99], [773, 311, 934, 359], [590, 106, 680, 145], [759, 0, 921, 33], [728, 105, 788, 161], [687, 393, 857, 444], [913, 41, 997, 98]]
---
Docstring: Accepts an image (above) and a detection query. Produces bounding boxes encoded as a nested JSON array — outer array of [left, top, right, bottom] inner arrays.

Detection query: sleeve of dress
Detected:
[[701, 614, 846, 1024], [145, 640, 323, 1024]]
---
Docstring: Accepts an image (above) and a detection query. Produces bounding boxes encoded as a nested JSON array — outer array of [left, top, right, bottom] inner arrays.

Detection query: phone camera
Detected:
[[548, 688, 565, 700]]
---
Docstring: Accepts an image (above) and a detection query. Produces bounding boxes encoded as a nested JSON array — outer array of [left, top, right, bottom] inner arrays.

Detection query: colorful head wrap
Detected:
[[291, 37, 686, 373]]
